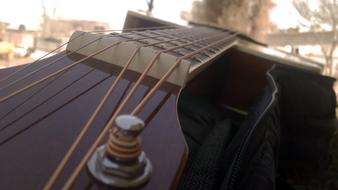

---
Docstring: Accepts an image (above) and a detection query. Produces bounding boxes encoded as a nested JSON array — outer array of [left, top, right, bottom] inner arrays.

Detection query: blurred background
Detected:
[[0, 0, 337, 78]]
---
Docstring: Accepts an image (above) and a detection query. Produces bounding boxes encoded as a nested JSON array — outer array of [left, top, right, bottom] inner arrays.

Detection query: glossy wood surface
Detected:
[[0, 52, 187, 190]]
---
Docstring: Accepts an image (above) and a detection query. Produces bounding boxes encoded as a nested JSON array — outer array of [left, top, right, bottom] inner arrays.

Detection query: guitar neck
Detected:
[[66, 27, 237, 87]]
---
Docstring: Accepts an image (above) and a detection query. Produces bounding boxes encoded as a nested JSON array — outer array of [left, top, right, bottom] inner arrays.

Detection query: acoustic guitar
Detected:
[[0, 13, 322, 190]]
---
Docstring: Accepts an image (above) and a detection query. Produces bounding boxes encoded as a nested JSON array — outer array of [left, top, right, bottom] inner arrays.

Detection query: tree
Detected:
[[40, 0, 58, 37], [293, 0, 338, 75], [190, 0, 275, 40], [146, 0, 154, 15], [0, 22, 8, 40]]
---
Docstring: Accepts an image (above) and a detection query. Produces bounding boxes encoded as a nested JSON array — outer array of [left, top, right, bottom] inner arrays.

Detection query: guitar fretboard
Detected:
[[66, 27, 237, 86]]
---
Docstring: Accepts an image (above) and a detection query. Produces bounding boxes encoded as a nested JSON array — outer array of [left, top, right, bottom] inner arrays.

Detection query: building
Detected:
[[41, 18, 109, 40], [34, 18, 110, 52], [266, 29, 338, 76]]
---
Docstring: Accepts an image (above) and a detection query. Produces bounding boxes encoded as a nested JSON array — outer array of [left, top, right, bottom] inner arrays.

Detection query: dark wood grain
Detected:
[[0, 53, 187, 190]]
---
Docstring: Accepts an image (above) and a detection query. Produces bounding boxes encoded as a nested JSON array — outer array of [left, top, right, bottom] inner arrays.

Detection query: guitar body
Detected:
[[0, 12, 327, 190], [0, 52, 187, 190]]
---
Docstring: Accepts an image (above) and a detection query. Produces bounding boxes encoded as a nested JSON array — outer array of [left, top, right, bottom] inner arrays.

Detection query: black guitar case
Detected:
[[178, 65, 337, 190]]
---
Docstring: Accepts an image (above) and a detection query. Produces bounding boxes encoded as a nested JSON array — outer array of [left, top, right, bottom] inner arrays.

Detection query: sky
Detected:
[[0, 0, 299, 30], [270, 0, 300, 29]]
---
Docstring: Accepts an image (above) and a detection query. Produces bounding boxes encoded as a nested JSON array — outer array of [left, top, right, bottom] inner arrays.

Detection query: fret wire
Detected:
[[89, 26, 177, 34], [62, 31, 228, 189], [162, 27, 210, 38], [133, 29, 187, 45], [100, 26, 177, 32], [146, 28, 202, 44], [0, 31, 182, 103], [120, 29, 175, 40], [0, 26, 176, 85], [191, 55, 206, 63], [147, 31, 174, 39], [131, 33, 238, 116], [152, 27, 211, 43], [194, 41, 209, 47], [0, 27, 202, 97], [147, 27, 200, 38], [47, 29, 212, 188], [0, 29, 187, 93], [151, 34, 210, 51], [0, 31, 146, 92], [43, 31, 204, 190], [102, 32, 227, 125]]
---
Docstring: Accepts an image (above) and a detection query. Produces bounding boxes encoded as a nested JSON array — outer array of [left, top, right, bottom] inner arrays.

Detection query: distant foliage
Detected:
[[293, 0, 338, 75], [190, 0, 275, 40]]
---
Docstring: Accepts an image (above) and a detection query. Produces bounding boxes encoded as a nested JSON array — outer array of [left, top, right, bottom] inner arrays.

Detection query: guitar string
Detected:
[[0, 26, 175, 84], [62, 30, 234, 189], [0, 28, 180, 93], [0, 31, 186, 103], [0, 28, 181, 92], [107, 81, 133, 123], [46, 27, 222, 189], [84, 27, 222, 136], [0, 74, 133, 146], [0, 28, 192, 134], [0, 28, 191, 128], [63, 30, 229, 189], [143, 92, 172, 125], [102, 32, 227, 132], [131, 33, 238, 115], [92, 25, 176, 33], [0, 33, 86, 84], [0, 63, 75, 122], [0, 33, 176, 123], [0, 30, 191, 143], [0, 73, 112, 146], [0, 28, 190, 129], [43, 27, 209, 190], [0, 36, 104, 92], [0, 27, 193, 132], [0, 68, 96, 133]]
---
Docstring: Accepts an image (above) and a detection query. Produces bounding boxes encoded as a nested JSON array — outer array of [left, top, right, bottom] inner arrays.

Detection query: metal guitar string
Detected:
[[0, 65, 86, 124], [0, 28, 197, 139], [0, 34, 85, 84], [0, 68, 95, 133], [5, 29, 180, 141], [0, 73, 113, 146], [43, 27, 210, 190], [0, 68, 96, 145], [63, 30, 231, 189], [63, 29, 236, 189], [0, 36, 104, 92], [0, 27, 180, 93], [131, 33, 238, 115], [0, 26, 175, 83], [0, 30, 190, 127], [0, 29, 196, 144], [0, 29, 185, 103], [0, 26, 174, 84], [0, 28, 200, 132]]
